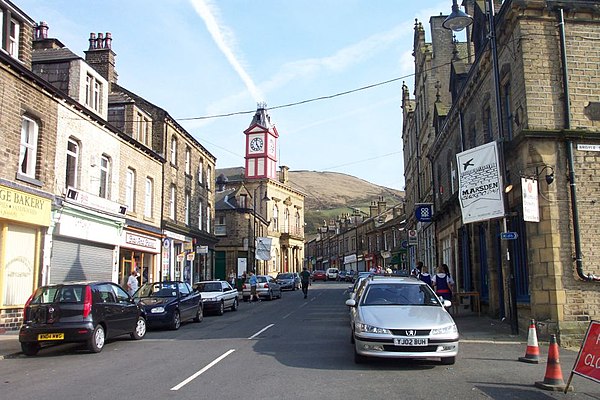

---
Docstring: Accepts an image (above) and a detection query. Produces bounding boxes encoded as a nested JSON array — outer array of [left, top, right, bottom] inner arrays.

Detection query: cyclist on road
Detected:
[[300, 267, 311, 299]]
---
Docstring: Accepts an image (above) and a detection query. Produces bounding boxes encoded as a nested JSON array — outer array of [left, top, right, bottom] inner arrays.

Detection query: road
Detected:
[[1, 282, 599, 400]]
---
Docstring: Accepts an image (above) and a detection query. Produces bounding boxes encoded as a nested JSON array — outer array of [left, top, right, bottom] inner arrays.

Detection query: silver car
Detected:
[[346, 276, 459, 364], [242, 275, 282, 301]]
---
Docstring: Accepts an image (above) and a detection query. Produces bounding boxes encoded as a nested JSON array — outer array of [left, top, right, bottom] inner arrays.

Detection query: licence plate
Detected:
[[394, 337, 428, 346], [38, 333, 64, 341]]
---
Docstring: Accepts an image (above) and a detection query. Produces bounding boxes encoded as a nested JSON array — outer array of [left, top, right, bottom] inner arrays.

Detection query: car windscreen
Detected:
[[277, 273, 293, 279], [137, 282, 178, 298], [362, 283, 441, 306], [195, 282, 221, 292]]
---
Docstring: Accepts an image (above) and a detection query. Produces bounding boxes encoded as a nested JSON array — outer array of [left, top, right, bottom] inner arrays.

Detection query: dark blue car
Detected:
[[134, 281, 202, 330]]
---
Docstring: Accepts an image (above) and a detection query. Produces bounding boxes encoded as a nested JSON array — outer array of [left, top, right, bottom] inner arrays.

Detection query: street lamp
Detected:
[[443, 0, 473, 31], [444, 0, 519, 334]]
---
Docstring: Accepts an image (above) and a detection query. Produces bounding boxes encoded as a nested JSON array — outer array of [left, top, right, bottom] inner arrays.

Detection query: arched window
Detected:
[[273, 204, 279, 231]]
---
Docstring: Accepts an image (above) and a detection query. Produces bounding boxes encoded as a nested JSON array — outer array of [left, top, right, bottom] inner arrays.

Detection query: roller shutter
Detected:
[[50, 238, 114, 284]]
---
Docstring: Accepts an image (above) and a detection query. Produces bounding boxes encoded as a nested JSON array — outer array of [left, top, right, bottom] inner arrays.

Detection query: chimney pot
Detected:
[[105, 32, 112, 49], [88, 33, 97, 50], [97, 32, 104, 48]]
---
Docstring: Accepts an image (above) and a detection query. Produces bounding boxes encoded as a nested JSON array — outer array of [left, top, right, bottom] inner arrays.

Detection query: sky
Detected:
[[18, 0, 457, 191]]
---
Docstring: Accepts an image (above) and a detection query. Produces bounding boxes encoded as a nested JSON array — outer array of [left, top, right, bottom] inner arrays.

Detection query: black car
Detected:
[[19, 281, 147, 356], [134, 281, 202, 330]]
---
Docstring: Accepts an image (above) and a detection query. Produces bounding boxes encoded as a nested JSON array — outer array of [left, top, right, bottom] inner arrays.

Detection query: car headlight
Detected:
[[430, 324, 458, 336], [356, 323, 391, 335], [150, 306, 165, 313]]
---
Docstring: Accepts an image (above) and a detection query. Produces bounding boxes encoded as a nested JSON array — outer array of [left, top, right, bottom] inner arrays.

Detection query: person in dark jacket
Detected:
[[432, 265, 454, 301], [419, 265, 433, 288], [300, 267, 311, 299]]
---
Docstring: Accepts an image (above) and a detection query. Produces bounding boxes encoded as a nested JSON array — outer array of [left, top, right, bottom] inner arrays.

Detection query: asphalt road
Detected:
[[1, 282, 599, 400]]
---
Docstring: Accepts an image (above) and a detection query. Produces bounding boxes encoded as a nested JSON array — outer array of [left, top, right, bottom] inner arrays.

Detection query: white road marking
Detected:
[[248, 324, 274, 339], [170, 349, 235, 391]]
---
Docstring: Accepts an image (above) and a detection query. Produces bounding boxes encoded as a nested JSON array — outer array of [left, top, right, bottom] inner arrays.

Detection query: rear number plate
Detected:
[[38, 333, 64, 341], [394, 337, 428, 346]]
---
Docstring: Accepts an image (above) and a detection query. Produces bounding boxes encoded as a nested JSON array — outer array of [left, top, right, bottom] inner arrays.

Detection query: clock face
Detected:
[[268, 139, 275, 154], [250, 137, 264, 152]]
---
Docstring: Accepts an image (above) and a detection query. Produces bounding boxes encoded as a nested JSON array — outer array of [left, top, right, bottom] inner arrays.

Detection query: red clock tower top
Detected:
[[244, 104, 278, 180]]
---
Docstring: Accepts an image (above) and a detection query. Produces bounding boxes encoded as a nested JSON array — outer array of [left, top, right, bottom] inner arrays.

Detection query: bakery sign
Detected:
[[125, 232, 159, 251]]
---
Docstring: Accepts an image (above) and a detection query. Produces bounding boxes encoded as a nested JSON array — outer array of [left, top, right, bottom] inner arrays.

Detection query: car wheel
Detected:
[[130, 317, 146, 340], [440, 356, 456, 365], [231, 298, 239, 311], [171, 310, 181, 330], [354, 345, 367, 364], [217, 301, 225, 316], [21, 342, 40, 356], [193, 305, 203, 322], [268, 290, 273, 301], [243, 296, 250, 302], [88, 324, 105, 353]]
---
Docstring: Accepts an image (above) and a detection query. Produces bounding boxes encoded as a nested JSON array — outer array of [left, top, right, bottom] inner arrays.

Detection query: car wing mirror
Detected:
[[345, 299, 356, 307]]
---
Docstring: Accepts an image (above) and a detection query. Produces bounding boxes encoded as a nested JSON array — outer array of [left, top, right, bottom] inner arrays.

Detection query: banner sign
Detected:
[[522, 177, 540, 222], [571, 320, 600, 384], [456, 141, 505, 224], [256, 237, 272, 261], [415, 203, 433, 222]]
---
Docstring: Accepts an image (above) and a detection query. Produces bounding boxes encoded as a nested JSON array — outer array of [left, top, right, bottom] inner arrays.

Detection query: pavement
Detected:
[[0, 312, 525, 360]]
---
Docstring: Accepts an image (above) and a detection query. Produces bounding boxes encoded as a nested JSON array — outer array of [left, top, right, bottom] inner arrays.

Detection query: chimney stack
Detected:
[[279, 166, 289, 184], [84, 32, 118, 90], [369, 201, 378, 218], [377, 196, 386, 215], [32, 22, 65, 50]]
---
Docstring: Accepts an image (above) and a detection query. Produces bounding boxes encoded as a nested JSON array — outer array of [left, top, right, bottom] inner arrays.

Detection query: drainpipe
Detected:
[[557, 8, 599, 281]]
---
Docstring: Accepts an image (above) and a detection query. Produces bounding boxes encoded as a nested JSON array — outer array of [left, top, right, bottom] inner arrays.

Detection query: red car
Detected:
[[311, 270, 327, 281]]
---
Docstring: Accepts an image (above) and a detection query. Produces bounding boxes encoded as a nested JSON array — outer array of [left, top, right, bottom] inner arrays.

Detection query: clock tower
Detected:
[[244, 104, 278, 180]]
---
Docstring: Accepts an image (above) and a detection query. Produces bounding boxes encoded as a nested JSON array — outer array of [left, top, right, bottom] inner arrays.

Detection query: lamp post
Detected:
[[252, 183, 270, 274], [444, 0, 519, 334]]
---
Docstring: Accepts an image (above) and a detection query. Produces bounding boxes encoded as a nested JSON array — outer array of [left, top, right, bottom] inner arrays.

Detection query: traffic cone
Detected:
[[534, 334, 573, 391], [518, 319, 540, 363]]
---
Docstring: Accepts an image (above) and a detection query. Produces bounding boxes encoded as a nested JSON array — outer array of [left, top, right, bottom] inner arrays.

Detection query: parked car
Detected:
[[338, 270, 348, 281], [345, 270, 356, 282], [19, 281, 146, 356], [346, 276, 458, 365], [242, 275, 282, 301], [276, 272, 301, 291], [134, 281, 202, 330], [311, 270, 327, 282], [193, 280, 239, 315], [326, 268, 339, 281]]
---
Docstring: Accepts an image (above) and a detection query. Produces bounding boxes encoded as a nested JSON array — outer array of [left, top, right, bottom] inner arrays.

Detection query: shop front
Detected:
[[118, 225, 162, 288], [0, 182, 52, 331], [49, 197, 125, 285]]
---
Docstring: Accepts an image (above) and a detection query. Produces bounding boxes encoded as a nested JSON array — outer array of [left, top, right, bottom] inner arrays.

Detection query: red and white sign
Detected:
[[572, 320, 600, 383]]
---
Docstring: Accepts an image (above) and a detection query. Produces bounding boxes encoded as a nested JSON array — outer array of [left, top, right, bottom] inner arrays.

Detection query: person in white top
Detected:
[[127, 269, 139, 297]]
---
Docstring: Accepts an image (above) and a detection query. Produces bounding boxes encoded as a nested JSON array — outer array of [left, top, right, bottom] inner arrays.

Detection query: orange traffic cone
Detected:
[[534, 334, 573, 391], [518, 319, 540, 363]]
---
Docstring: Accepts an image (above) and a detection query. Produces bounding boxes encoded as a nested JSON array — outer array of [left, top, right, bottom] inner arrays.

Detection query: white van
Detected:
[[326, 268, 339, 281]]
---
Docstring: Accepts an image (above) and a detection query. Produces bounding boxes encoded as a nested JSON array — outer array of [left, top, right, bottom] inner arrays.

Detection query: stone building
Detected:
[[31, 25, 164, 289], [0, 0, 56, 330], [408, 0, 600, 345], [215, 106, 305, 278], [82, 33, 218, 285]]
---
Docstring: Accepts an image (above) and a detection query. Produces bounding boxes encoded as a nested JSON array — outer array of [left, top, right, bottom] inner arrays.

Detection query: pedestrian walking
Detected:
[[248, 271, 260, 302], [300, 267, 311, 299], [432, 264, 454, 301], [411, 261, 423, 278], [127, 269, 139, 297], [419, 265, 433, 287]]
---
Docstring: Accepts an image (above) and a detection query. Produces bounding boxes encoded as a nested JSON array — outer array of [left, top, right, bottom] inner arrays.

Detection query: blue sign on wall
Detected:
[[415, 204, 433, 222]]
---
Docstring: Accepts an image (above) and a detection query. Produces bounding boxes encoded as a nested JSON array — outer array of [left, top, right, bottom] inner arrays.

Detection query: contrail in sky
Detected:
[[190, 0, 264, 103]]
